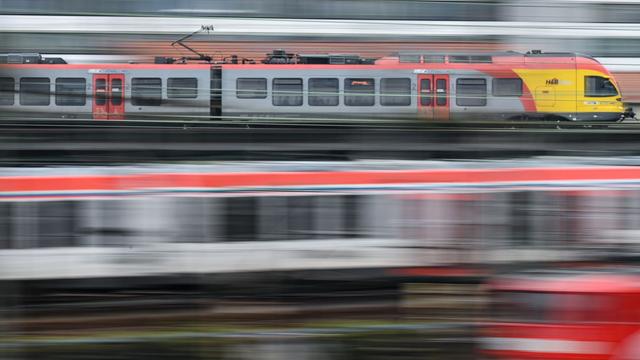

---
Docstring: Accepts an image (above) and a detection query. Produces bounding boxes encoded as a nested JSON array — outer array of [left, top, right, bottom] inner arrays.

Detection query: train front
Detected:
[[581, 57, 634, 121], [479, 270, 640, 360]]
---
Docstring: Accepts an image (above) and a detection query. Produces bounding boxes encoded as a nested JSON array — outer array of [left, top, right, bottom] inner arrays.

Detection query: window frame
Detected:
[[35, 201, 79, 248], [19, 77, 51, 106], [420, 78, 432, 106], [436, 78, 447, 106], [131, 77, 162, 107], [223, 197, 259, 241], [167, 77, 198, 99], [95, 78, 107, 106], [55, 77, 86, 106], [272, 78, 303, 106], [111, 78, 123, 106], [584, 76, 618, 98], [236, 78, 267, 99], [456, 78, 487, 107], [308, 77, 339, 106], [380, 78, 411, 106], [492, 78, 523, 97], [344, 78, 375, 106]]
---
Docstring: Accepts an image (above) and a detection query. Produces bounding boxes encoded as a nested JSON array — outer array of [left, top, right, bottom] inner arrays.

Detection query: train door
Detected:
[[418, 74, 449, 121], [92, 74, 124, 120]]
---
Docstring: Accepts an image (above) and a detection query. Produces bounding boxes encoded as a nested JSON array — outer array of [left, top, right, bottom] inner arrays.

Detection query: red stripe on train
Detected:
[[0, 167, 640, 192]]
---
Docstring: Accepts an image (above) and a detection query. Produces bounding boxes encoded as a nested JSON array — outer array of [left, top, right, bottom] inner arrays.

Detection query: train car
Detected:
[[0, 50, 633, 122], [2, 160, 640, 289], [479, 268, 640, 360], [0, 55, 211, 120], [223, 50, 630, 122]]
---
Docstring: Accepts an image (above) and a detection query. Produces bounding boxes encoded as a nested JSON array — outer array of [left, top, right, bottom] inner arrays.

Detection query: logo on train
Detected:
[[546, 78, 559, 85]]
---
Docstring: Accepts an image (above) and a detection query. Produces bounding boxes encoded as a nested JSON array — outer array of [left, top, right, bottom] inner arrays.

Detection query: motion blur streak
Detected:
[[5, 1, 640, 359]]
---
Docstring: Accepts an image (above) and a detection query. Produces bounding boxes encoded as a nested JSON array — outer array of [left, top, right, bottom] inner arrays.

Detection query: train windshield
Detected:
[[491, 290, 613, 323], [585, 76, 619, 97]]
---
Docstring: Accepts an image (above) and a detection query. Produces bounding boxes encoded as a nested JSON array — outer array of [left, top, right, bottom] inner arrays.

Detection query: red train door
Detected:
[[418, 74, 449, 121], [92, 74, 124, 120]]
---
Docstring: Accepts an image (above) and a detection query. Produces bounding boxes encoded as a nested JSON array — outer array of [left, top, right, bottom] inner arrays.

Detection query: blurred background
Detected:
[[4, 1, 640, 360], [3, 0, 640, 100]]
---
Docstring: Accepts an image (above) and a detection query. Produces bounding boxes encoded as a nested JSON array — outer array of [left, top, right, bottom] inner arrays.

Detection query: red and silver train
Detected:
[[0, 50, 633, 122], [2, 160, 640, 286]]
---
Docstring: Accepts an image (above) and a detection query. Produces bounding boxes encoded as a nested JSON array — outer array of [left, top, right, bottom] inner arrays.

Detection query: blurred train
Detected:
[[2, 160, 640, 289], [480, 268, 640, 360], [0, 49, 632, 122]]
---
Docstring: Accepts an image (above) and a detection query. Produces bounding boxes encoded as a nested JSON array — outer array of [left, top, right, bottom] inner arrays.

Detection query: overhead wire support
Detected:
[[171, 25, 214, 63]]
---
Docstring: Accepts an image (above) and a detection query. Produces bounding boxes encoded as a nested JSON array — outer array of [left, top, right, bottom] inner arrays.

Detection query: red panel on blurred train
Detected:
[[480, 270, 640, 360]]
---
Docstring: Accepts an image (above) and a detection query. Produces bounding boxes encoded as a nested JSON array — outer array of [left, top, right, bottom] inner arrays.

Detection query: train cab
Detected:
[[480, 268, 640, 360]]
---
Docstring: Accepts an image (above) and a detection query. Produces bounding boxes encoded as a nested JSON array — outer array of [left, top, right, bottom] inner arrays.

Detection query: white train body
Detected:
[[1, 160, 639, 282]]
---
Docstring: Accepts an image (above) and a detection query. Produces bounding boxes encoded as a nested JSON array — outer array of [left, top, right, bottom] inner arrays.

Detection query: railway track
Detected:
[[1, 118, 640, 164]]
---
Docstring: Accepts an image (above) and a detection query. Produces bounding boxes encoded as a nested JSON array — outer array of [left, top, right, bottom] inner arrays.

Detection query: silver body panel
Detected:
[[221, 68, 526, 121], [0, 67, 211, 119]]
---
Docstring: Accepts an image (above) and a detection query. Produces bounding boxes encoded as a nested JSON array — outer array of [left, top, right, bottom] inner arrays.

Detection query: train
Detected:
[[480, 268, 640, 360], [0, 49, 634, 123], [2, 159, 640, 290]]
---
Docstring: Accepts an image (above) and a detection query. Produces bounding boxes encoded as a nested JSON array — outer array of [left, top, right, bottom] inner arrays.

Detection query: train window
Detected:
[[224, 197, 258, 241], [131, 78, 162, 106], [420, 79, 432, 106], [82, 200, 138, 247], [0, 202, 12, 249], [273, 78, 303, 106], [343, 195, 363, 238], [345, 78, 375, 106], [287, 196, 315, 239], [55, 78, 86, 106], [456, 78, 487, 106], [0, 78, 14, 105], [20, 77, 50, 106], [173, 197, 209, 243], [236, 78, 267, 99], [308, 78, 339, 106], [493, 78, 523, 97], [436, 79, 447, 106], [111, 78, 122, 106], [95, 79, 106, 106], [314, 195, 361, 239], [36, 201, 78, 248], [168, 77, 198, 98], [510, 192, 532, 246], [381, 78, 411, 106], [585, 76, 618, 97]]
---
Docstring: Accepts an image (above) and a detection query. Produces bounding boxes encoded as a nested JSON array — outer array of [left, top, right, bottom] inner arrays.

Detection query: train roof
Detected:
[[1, 49, 602, 67], [384, 50, 599, 65]]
